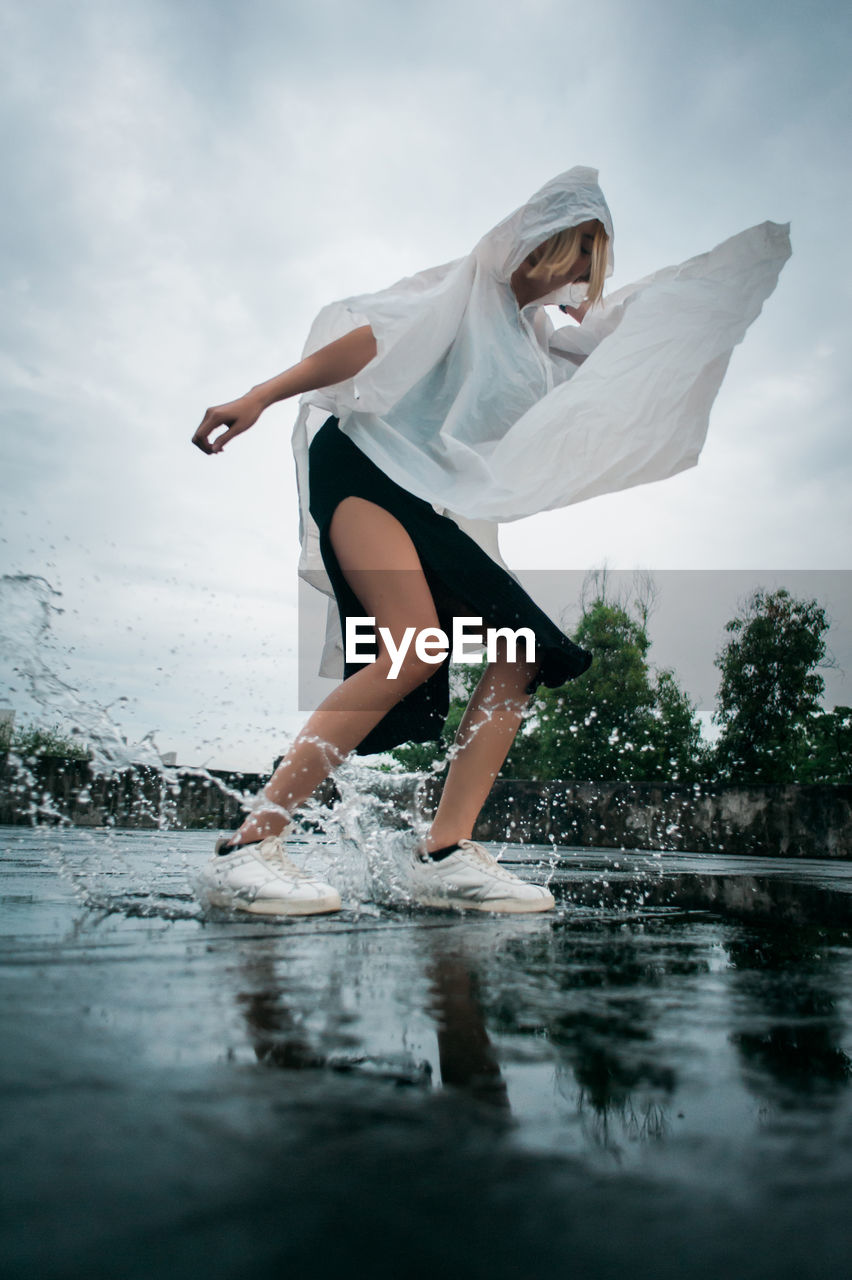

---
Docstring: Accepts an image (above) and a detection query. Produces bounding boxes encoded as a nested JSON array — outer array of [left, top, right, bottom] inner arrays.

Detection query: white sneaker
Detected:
[[199, 835, 342, 916], [410, 839, 555, 914]]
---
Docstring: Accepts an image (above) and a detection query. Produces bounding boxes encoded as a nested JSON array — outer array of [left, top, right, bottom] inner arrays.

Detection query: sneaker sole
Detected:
[[204, 889, 342, 917], [413, 893, 555, 914]]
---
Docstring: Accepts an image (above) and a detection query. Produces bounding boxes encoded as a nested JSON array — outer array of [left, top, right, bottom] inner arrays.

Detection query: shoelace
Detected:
[[258, 836, 311, 880], [456, 839, 517, 882]]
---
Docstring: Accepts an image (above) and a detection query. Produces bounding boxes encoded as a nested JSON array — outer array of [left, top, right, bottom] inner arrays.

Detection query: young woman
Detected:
[[192, 166, 790, 917]]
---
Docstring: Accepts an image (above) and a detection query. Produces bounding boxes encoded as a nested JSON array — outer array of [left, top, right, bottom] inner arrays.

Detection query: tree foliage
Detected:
[[712, 588, 831, 783], [0, 720, 91, 761], [800, 707, 852, 783], [502, 599, 704, 782]]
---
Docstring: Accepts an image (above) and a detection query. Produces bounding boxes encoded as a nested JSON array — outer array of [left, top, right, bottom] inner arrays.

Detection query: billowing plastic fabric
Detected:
[[291, 165, 791, 678]]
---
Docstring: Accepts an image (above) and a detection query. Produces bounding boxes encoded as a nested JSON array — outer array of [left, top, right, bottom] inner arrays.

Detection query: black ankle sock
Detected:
[[218, 836, 264, 856], [421, 841, 462, 862]]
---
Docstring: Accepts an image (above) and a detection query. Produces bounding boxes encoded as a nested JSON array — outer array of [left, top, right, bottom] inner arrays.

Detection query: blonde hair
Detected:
[[526, 220, 609, 304]]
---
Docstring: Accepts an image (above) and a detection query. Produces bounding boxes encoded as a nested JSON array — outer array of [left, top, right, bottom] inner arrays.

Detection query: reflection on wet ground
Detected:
[[2, 828, 852, 1279]]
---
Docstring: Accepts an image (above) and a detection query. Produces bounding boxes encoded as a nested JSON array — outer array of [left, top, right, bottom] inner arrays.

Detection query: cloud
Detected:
[[1, 0, 849, 769]]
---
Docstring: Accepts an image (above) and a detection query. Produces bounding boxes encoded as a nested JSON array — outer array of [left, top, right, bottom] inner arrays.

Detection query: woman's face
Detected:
[[512, 219, 599, 305]]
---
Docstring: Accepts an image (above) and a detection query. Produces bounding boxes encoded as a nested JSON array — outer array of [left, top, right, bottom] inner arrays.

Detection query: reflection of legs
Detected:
[[429, 951, 509, 1109], [233, 497, 443, 845], [422, 639, 540, 854]]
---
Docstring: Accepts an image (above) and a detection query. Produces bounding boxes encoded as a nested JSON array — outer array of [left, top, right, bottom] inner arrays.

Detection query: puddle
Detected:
[[2, 827, 852, 1279]]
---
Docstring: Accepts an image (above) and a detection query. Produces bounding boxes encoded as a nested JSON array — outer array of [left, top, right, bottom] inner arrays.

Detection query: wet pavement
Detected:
[[2, 826, 852, 1279]]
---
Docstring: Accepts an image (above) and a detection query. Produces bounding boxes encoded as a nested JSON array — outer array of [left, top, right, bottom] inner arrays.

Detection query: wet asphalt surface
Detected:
[[2, 827, 852, 1279]]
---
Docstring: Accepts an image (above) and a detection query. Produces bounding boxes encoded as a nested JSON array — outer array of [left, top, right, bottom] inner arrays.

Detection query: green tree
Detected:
[[504, 600, 656, 781], [504, 598, 704, 783], [645, 668, 708, 784], [0, 720, 90, 761], [712, 588, 830, 783], [798, 706, 852, 784]]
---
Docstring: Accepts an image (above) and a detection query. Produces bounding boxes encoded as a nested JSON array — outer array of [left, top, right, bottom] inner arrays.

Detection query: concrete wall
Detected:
[[451, 777, 852, 860], [0, 755, 341, 832], [1, 754, 850, 858]]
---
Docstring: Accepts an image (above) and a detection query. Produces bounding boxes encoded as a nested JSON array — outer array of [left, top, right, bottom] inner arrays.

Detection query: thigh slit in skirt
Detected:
[[308, 416, 592, 756]]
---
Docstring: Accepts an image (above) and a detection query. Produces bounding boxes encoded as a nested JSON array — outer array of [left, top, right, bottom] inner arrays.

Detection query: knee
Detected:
[[374, 650, 442, 693]]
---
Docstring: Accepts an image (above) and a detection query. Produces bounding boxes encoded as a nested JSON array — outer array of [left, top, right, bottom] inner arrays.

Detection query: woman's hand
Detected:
[[558, 300, 591, 324], [192, 391, 266, 455], [192, 326, 377, 456]]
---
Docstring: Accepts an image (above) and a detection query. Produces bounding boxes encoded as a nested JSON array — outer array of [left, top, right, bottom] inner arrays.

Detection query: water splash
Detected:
[[0, 573, 430, 917], [0, 574, 264, 911], [296, 759, 429, 911], [0, 573, 162, 773]]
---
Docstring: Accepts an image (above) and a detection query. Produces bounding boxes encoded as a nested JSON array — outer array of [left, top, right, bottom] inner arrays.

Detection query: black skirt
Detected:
[[308, 416, 591, 756]]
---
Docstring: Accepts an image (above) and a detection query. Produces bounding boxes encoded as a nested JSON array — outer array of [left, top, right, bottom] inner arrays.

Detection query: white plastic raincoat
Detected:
[[291, 165, 791, 678]]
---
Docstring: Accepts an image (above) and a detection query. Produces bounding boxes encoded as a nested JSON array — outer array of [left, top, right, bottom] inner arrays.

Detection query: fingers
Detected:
[[192, 407, 219, 454], [192, 397, 260, 455], [192, 406, 234, 455], [210, 424, 240, 453]]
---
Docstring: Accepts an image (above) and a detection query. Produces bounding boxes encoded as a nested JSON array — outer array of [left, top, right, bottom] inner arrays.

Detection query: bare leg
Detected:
[[232, 498, 444, 845], [421, 640, 540, 854]]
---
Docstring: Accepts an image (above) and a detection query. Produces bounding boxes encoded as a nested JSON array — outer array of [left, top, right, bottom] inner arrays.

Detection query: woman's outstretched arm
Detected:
[[192, 324, 377, 455]]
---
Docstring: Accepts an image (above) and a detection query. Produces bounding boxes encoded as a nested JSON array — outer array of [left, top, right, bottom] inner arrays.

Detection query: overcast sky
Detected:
[[1, 0, 850, 772]]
